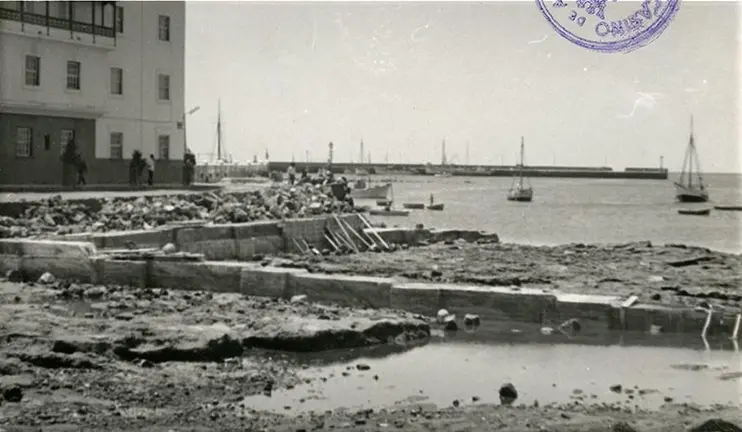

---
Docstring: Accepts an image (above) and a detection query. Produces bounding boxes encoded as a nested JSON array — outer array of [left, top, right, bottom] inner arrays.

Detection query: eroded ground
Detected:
[[0, 278, 740, 431], [286, 241, 742, 308]]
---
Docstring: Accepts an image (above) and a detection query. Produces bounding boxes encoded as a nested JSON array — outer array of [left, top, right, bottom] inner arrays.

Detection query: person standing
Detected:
[[76, 155, 87, 186], [287, 162, 297, 185], [146, 154, 155, 186]]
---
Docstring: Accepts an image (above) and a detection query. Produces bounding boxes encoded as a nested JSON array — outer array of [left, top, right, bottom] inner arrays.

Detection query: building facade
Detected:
[[0, 1, 185, 185]]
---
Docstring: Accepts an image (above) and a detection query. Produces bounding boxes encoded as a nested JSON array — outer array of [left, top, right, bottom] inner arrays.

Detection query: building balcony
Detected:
[[0, 1, 117, 40]]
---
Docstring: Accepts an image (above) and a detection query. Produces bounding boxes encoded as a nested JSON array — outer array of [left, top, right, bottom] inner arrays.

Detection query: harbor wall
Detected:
[[0, 237, 737, 338]]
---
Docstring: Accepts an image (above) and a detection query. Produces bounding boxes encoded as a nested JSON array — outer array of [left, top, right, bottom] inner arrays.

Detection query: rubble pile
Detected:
[[0, 184, 355, 238]]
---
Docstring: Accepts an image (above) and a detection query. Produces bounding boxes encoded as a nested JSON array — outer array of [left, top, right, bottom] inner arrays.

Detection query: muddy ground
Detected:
[[1, 278, 740, 432], [284, 241, 742, 309]]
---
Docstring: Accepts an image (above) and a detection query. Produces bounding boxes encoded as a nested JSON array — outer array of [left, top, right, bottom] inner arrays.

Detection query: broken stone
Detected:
[[38, 271, 56, 284], [463, 314, 480, 327], [3, 386, 23, 403], [443, 315, 458, 331], [290, 294, 308, 304], [499, 383, 518, 405], [436, 309, 450, 324], [162, 243, 177, 254], [689, 419, 742, 432], [5, 269, 26, 283]]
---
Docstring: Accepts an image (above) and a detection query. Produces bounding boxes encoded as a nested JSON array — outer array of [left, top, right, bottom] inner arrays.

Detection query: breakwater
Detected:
[[1, 216, 738, 340], [268, 162, 669, 180]]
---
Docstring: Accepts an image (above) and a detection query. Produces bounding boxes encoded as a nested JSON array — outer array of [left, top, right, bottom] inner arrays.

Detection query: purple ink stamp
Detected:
[[536, 0, 681, 53]]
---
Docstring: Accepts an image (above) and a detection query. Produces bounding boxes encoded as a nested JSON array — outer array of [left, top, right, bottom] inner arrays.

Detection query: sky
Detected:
[[184, 1, 741, 173]]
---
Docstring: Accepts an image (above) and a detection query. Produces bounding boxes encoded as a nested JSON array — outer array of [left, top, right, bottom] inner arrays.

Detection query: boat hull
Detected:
[[369, 209, 409, 217], [507, 188, 533, 202], [426, 203, 444, 211], [402, 203, 425, 209], [674, 183, 709, 203], [351, 183, 392, 199], [678, 208, 711, 216]]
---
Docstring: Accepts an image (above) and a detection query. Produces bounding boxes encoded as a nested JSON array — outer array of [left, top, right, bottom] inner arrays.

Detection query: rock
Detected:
[[3, 386, 23, 403], [436, 309, 450, 324], [611, 422, 639, 432], [356, 363, 371, 371], [689, 419, 742, 432], [5, 269, 26, 283], [463, 314, 480, 327], [113, 329, 243, 363], [609, 384, 622, 393], [443, 315, 458, 331], [430, 265, 442, 278], [83, 285, 108, 299], [38, 271, 56, 284], [559, 318, 581, 334], [290, 294, 308, 304], [162, 243, 177, 254], [499, 383, 518, 405]]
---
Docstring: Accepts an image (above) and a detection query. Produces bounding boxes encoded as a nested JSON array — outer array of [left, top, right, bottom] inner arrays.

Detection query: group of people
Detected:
[[285, 162, 354, 206]]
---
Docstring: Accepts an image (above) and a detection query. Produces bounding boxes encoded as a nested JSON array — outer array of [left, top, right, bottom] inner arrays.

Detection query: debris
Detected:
[[499, 383, 518, 405], [38, 272, 56, 284]]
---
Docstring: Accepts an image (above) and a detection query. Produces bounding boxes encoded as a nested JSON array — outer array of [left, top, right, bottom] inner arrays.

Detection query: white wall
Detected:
[[0, 1, 186, 160]]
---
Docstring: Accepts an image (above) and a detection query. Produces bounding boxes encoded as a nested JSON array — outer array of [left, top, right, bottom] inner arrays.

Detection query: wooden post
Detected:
[[91, 0, 95, 43], [45, 1, 49, 36]]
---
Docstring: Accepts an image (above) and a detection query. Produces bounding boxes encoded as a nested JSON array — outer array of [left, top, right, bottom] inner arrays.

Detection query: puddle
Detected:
[[244, 323, 742, 414]]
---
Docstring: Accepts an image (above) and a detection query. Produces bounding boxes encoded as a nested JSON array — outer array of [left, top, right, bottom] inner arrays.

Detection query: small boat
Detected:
[[350, 179, 392, 199], [678, 208, 711, 216], [403, 203, 425, 209], [674, 116, 709, 203], [434, 172, 452, 178], [507, 136, 533, 202], [426, 203, 444, 211], [369, 208, 410, 217], [376, 199, 391, 206], [714, 205, 742, 211]]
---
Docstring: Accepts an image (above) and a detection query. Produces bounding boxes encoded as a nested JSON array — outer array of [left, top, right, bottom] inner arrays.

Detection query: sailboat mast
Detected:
[[519, 136, 525, 187], [216, 99, 222, 162], [688, 115, 694, 187]]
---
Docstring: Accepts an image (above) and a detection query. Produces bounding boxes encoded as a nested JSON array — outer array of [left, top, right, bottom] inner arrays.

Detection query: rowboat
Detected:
[[369, 209, 410, 217], [678, 208, 711, 216], [507, 137, 533, 202], [714, 205, 742, 211], [403, 203, 425, 209], [426, 203, 444, 211]]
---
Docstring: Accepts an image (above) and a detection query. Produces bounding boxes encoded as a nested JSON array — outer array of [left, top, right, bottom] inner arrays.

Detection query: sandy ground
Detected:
[[0, 278, 740, 432], [284, 241, 742, 309]]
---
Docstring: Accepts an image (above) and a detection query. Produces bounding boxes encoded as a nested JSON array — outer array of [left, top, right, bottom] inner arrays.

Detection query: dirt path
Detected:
[[284, 241, 742, 309]]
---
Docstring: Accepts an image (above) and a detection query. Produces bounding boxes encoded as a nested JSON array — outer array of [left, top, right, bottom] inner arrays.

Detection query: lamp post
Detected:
[[182, 105, 200, 156]]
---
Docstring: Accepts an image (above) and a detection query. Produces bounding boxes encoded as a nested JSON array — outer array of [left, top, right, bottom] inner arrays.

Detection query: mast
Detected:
[[441, 139, 447, 166], [688, 115, 693, 187], [519, 136, 525, 188], [216, 99, 222, 162], [359, 140, 364, 168]]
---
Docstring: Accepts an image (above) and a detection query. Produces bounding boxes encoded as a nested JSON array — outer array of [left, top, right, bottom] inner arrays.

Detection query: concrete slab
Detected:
[[390, 282, 442, 316], [21, 256, 97, 282], [555, 292, 623, 327], [151, 261, 243, 292], [240, 266, 306, 298], [288, 272, 392, 309], [232, 221, 282, 238], [99, 259, 147, 287], [175, 225, 237, 260], [236, 236, 283, 260], [92, 229, 173, 250], [619, 304, 738, 335], [439, 284, 558, 323], [0, 239, 97, 258]]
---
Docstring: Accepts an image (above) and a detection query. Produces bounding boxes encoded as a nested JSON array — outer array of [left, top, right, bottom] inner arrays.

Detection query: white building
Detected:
[[0, 0, 185, 185]]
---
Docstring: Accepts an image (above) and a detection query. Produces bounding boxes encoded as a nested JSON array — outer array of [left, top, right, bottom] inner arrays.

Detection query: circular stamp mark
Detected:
[[536, 0, 681, 53]]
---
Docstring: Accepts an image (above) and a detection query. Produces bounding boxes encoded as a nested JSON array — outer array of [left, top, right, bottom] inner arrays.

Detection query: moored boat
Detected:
[[678, 208, 711, 216], [426, 203, 444, 211], [713, 205, 742, 211], [403, 203, 425, 209], [349, 179, 392, 199], [369, 208, 410, 217], [674, 116, 709, 203], [507, 136, 534, 202]]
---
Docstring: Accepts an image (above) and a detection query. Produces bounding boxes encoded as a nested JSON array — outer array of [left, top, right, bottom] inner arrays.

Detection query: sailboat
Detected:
[[674, 116, 709, 203], [507, 137, 533, 202]]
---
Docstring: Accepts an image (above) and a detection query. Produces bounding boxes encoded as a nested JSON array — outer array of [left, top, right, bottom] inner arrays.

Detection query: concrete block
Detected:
[[0, 239, 97, 258], [288, 272, 392, 309], [555, 293, 622, 328], [282, 217, 328, 248], [92, 229, 173, 250], [232, 221, 282, 238], [0, 255, 22, 273], [236, 235, 283, 260], [620, 304, 738, 335], [151, 261, 244, 292], [21, 256, 97, 282], [176, 225, 237, 260], [100, 259, 147, 287], [240, 266, 306, 299], [440, 285, 557, 324], [390, 282, 442, 316]]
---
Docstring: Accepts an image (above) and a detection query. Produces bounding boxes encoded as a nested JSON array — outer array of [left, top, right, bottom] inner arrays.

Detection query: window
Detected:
[[60, 129, 74, 155], [158, 135, 170, 160], [157, 74, 170, 101], [110, 132, 123, 159], [16, 127, 32, 158], [115, 6, 124, 33], [110, 67, 123, 95], [66, 60, 80, 90], [158, 15, 170, 41], [24, 55, 40, 87]]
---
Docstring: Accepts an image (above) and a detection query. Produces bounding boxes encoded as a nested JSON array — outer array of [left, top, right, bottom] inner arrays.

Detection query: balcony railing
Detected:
[[0, 8, 115, 38]]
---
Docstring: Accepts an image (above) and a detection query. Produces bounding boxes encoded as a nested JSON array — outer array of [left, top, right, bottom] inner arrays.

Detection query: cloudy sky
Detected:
[[184, 1, 740, 173]]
